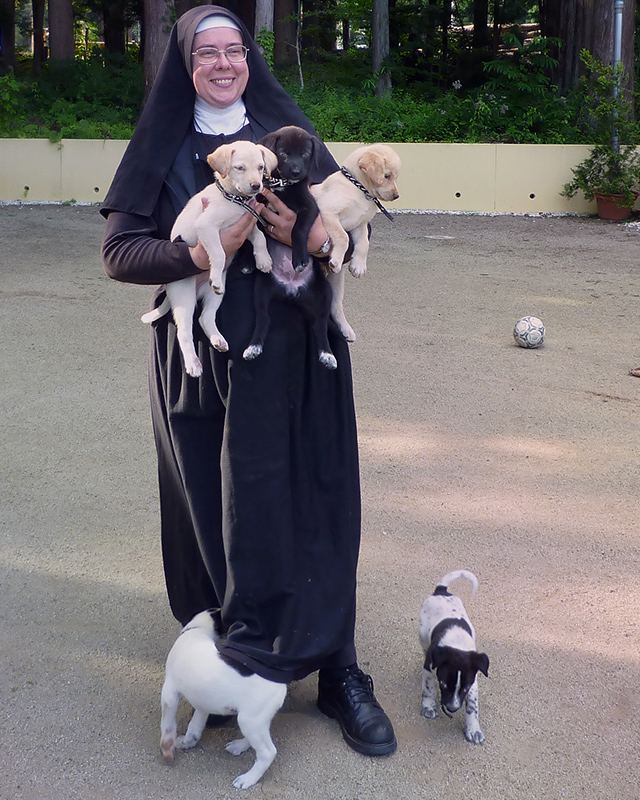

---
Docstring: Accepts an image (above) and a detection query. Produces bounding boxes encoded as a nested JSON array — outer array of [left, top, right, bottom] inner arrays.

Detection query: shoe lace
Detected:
[[343, 669, 381, 708]]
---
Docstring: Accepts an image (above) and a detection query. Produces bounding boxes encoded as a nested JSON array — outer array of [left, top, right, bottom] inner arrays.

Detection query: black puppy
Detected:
[[242, 239, 337, 369], [257, 125, 321, 271]]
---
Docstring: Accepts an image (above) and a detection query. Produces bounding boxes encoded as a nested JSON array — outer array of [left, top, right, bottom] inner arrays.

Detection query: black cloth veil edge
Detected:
[[101, 5, 337, 219]]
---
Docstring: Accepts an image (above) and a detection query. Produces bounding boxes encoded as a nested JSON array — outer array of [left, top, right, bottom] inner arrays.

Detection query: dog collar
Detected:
[[215, 179, 262, 221], [266, 176, 301, 190], [340, 167, 394, 221]]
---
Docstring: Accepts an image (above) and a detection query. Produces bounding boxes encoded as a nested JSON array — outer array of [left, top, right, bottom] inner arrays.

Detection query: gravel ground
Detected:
[[1, 205, 639, 800]]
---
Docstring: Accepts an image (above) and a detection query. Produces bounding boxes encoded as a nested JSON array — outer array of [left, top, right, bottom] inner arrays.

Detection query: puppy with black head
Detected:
[[258, 125, 322, 271], [419, 570, 490, 744], [243, 125, 337, 369]]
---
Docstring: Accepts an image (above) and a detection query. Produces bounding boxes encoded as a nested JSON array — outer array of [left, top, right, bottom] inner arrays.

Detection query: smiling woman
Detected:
[[100, 4, 396, 761]]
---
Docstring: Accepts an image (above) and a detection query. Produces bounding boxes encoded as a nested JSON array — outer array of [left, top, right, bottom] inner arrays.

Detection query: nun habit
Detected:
[[101, 6, 361, 683]]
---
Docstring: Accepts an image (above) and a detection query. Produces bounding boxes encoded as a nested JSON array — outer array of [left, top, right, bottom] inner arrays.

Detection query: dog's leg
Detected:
[[464, 680, 485, 744], [420, 668, 439, 719], [327, 269, 356, 342], [248, 227, 273, 273], [197, 228, 227, 294], [175, 708, 208, 751], [197, 275, 228, 352], [160, 682, 180, 762], [230, 711, 278, 790], [165, 279, 202, 378], [243, 272, 274, 361], [347, 222, 371, 277]]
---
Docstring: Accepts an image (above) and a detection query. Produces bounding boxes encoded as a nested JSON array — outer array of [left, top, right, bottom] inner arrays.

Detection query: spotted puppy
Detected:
[[419, 569, 489, 744], [160, 611, 287, 790]]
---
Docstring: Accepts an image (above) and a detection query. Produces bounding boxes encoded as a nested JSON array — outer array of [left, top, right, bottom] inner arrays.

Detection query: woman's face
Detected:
[[191, 27, 249, 109]]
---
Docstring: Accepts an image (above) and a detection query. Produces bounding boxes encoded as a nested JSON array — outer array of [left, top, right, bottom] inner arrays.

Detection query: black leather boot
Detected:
[[317, 667, 397, 756]]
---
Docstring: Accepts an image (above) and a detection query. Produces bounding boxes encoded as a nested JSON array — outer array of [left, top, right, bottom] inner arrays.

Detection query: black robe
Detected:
[[101, 5, 360, 683]]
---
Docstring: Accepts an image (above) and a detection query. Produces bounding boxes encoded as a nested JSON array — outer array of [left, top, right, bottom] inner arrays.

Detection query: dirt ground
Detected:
[[1, 205, 639, 800]]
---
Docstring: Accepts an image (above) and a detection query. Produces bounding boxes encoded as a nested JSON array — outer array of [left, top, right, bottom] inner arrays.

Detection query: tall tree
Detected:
[[540, 0, 636, 94], [373, 0, 391, 95], [0, 0, 16, 71], [48, 0, 75, 61], [142, 0, 171, 95]]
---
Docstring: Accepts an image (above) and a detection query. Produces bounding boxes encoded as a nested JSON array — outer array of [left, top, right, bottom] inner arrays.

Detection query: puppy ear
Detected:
[[358, 150, 386, 187], [207, 144, 234, 178], [474, 652, 490, 677], [258, 144, 279, 177]]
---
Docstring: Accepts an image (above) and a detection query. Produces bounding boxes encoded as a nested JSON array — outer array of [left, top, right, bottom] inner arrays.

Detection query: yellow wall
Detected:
[[0, 138, 596, 214]]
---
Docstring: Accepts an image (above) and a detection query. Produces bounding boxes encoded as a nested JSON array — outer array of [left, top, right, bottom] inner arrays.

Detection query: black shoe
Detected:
[[317, 667, 397, 756], [205, 713, 232, 728]]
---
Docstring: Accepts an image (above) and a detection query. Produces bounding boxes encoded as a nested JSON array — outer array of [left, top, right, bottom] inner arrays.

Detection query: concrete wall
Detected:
[[0, 138, 597, 214]]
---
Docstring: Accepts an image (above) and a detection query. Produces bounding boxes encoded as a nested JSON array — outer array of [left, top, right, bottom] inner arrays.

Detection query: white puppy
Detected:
[[419, 570, 490, 744], [160, 610, 287, 790], [309, 144, 401, 342], [142, 141, 278, 377]]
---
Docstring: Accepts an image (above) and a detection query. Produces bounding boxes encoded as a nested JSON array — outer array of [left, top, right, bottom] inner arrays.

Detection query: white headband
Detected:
[[195, 15, 242, 34]]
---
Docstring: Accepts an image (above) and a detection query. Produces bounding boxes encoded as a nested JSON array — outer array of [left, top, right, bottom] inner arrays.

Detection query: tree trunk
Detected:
[[143, 0, 172, 98], [372, 0, 391, 96], [255, 0, 274, 37], [32, 0, 46, 76], [48, 0, 75, 62], [0, 0, 16, 72], [103, 1, 127, 55], [274, 0, 297, 67], [540, 0, 635, 94]]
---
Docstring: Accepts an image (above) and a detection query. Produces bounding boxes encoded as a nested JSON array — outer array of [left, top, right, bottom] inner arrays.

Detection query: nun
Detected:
[[101, 5, 396, 757]]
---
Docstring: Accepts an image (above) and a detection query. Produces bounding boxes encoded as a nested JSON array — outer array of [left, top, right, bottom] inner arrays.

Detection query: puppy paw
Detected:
[[226, 737, 251, 756], [465, 728, 485, 745], [175, 733, 200, 751], [243, 344, 263, 361], [211, 335, 229, 352], [256, 257, 273, 273], [185, 358, 203, 378], [420, 704, 439, 719], [319, 351, 337, 370], [349, 260, 367, 277]]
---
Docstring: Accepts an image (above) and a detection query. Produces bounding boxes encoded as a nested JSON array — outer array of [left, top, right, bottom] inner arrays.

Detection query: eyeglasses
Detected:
[[192, 45, 249, 65]]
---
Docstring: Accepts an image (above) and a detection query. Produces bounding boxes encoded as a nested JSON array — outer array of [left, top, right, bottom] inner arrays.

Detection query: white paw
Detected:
[[185, 358, 203, 378], [175, 734, 198, 751], [211, 335, 229, 352], [349, 260, 367, 277], [319, 351, 337, 370], [226, 738, 251, 757], [243, 344, 263, 361], [465, 728, 485, 745], [256, 257, 273, 273], [233, 772, 258, 790]]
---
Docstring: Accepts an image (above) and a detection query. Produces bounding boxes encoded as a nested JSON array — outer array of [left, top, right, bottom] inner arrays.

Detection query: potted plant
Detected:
[[561, 51, 640, 220]]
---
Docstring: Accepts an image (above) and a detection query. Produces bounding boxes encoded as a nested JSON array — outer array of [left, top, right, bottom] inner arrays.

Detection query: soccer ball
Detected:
[[513, 316, 545, 348]]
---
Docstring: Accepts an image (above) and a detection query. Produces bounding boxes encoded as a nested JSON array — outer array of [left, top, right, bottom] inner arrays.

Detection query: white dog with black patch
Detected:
[[419, 569, 489, 744], [160, 610, 287, 789]]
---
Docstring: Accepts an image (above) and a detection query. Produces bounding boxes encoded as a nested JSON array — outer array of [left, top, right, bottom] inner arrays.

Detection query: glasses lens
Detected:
[[226, 46, 247, 62]]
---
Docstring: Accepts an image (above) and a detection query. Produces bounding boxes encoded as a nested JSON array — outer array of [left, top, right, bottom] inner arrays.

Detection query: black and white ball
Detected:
[[513, 316, 545, 348]]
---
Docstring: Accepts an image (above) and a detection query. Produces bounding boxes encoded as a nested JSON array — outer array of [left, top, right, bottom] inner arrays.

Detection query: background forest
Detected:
[[0, 0, 639, 143]]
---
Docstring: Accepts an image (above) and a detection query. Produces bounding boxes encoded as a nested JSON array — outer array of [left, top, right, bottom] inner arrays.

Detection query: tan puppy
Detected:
[[310, 144, 401, 341], [142, 141, 278, 377]]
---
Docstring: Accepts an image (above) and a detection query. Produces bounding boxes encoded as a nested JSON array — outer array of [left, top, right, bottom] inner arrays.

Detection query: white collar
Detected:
[[194, 96, 248, 136]]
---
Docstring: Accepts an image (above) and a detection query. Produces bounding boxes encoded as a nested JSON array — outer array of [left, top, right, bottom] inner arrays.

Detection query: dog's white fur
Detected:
[[309, 144, 401, 342], [419, 569, 489, 745], [160, 610, 287, 790], [142, 141, 278, 377]]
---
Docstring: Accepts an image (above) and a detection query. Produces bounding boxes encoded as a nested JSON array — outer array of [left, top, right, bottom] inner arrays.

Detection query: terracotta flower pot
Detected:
[[594, 191, 639, 221]]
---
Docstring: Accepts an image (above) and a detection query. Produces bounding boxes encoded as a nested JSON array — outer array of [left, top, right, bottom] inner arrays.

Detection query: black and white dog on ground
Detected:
[[419, 569, 490, 744]]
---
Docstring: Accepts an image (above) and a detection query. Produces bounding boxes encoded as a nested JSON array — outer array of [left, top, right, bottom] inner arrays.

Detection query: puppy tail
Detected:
[[437, 570, 479, 596]]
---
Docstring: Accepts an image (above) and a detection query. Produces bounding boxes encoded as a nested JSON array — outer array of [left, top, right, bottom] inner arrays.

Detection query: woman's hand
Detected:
[[259, 187, 328, 253], [189, 199, 265, 271]]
